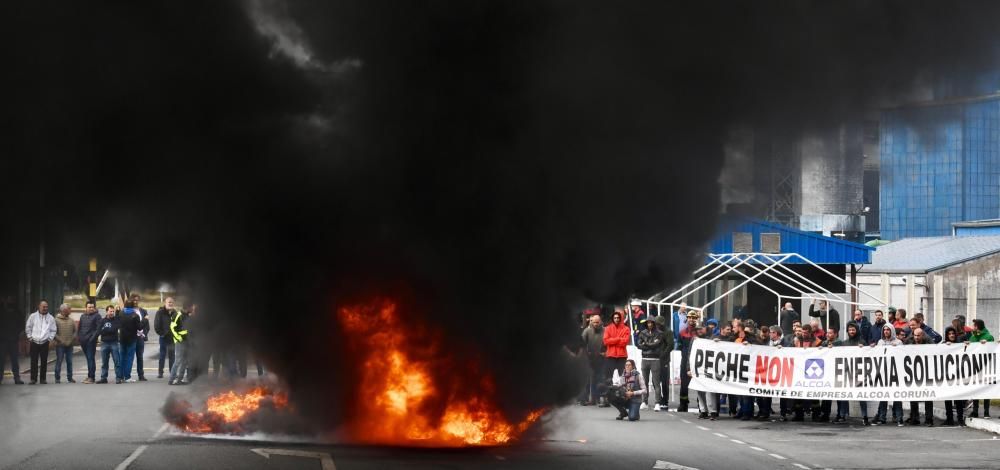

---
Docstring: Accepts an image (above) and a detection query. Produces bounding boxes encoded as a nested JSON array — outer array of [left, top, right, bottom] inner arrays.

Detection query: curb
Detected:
[[933, 406, 1000, 434]]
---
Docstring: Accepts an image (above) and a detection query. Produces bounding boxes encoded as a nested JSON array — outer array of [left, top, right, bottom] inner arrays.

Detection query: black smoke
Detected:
[[3, 0, 1000, 435]]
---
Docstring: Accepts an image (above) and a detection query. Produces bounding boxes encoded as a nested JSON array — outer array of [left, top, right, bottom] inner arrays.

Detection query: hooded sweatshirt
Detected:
[[119, 308, 142, 345], [835, 321, 863, 346], [869, 318, 886, 345], [603, 320, 630, 359], [877, 322, 902, 346], [54, 312, 77, 346], [969, 327, 995, 342]]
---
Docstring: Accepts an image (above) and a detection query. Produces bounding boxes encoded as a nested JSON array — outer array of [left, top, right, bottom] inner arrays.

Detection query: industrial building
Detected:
[[879, 91, 1000, 240], [857, 235, 1000, 334]]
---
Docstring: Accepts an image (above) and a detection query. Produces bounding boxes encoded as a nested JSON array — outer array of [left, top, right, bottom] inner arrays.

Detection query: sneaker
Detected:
[[654, 404, 662, 412], [67, 378, 76, 383], [863, 417, 870, 426], [115, 379, 123, 384], [178, 380, 190, 385], [897, 420, 904, 427], [984, 414, 991, 419], [640, 403, 648, 410], [96, 379, 108, 384], [126, 378, 137, 383], [82, 378, 94, 384]]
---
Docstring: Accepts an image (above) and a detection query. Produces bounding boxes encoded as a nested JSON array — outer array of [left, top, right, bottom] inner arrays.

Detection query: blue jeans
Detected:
[[101, 342, 121, 380], [837, 401, 869, 418], [740, 395, 754, 417], [121, 341, 137, 380], [54, 345, 73, 380], [82, 339, 98, 379], [158, 338, 175, 376], [877, 401, 903, 422], [627, 400, 642, 421]]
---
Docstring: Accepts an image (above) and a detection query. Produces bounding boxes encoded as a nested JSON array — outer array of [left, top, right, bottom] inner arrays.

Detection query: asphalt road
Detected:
[[3, 367, 1000, 470]]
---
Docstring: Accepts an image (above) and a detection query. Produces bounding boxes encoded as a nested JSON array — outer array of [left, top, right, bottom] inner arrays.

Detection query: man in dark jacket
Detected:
[[850, 309, 872, 345], [154, 297, 178, 379], [834, 322, 870, 425], [868, 310, 886, 345], [77, 301, 103, 384], [779, 302, 798, 338], [809, 299, 840, 339], [637, 317, 667, 411], [98, 306, 123, 384], [654, 315, 673, 410], [119, 302, 142, 383], [0, 295, 23, 385], [905, 328, 935, 426], [129, 294, 150, 382]]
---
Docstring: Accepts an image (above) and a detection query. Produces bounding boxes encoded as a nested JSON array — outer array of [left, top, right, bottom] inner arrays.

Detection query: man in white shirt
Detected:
[[25, 300, 56, 384]]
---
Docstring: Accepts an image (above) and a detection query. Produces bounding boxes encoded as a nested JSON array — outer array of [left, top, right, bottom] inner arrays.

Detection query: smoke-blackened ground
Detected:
[[4, 0, 1000, 439]]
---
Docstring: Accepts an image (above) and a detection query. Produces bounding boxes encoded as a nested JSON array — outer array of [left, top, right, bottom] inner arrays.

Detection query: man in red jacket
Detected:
[[603, 310, 631, 380]]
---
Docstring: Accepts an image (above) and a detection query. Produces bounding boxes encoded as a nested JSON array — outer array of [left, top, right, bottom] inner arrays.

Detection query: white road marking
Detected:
[[712, 432, 728, 438], [729, 439, 745, 445], [113, 423, 172, 469], [769, 453, 787, 460], [793, 464, 810, 470], [696, 426, 710, 431], [114, 445, 148, 470], [680, 419, 691, 424], [252, 448, 337, 470], [652, 460, 699, 470], [151, 423, 170, 440], [749, 446, 765, 451]]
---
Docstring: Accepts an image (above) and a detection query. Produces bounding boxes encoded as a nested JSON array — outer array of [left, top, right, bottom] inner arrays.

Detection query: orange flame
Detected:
[[174, 386, 289, 434], [338, 299, 542, 446]]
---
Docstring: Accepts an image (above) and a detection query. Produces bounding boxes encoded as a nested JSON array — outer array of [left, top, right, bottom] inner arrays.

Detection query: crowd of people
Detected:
[[580, 300, 998, 426], [0, 295, 263, 386]]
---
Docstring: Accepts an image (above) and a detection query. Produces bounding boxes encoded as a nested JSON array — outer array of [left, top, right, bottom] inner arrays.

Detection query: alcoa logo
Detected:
[[804, 358, 825, 379]]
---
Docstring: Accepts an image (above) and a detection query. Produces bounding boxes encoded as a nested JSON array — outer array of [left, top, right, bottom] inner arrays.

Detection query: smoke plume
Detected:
[[3, 0, 1000, 434]]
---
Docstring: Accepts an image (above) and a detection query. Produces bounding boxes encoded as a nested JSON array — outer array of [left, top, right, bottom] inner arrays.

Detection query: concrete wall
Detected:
[[926, 251, 1000, 332]]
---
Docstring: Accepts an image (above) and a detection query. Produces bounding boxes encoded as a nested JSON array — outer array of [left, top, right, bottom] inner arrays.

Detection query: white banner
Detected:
[[688, 338, 1000, 401]]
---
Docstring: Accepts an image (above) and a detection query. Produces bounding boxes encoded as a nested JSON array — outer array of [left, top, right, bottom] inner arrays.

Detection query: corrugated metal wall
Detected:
[[880, 98, 1000, 239]]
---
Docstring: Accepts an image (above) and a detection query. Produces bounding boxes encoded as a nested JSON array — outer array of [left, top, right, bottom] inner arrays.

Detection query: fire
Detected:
[[338, 299, 543, 446], [167, 385, 290, 434]]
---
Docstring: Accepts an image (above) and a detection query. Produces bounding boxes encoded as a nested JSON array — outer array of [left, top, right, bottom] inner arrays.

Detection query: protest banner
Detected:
[[687, 338, 1000, 401]]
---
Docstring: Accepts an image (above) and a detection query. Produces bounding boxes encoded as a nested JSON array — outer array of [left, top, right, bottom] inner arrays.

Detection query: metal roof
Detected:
[[860, 235, 1000, 274], [709, 218, 874, 264]]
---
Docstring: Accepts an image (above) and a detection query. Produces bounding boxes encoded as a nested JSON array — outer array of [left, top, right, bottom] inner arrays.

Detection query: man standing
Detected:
[[779, 302, 797, 338], [654, 314, 673, 410], [602, 310, 630, 381], [77, 301, 103, 384], [637, 316, 666, 412], [672, 303, 688, 350], [969, 319, 995, 418], [677, 311, 699, 412], [168, 302, 191, 385], [25, 300, 56, 384], [53, 304, 77, 383], [579, 314, 605, 406], [119, 301, 142, 383], [809, 299, 840, 340], [850, 309, 872, 345], [98, 305, 123, 384], [868, 310, 886, 345], [0, 295, 23, 385], [892, 308, 908, 330], [154, 297, 178, 379], [130, 294, 150, 382], [911, 313, 942, 344], [905, 327, 935, 426]]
